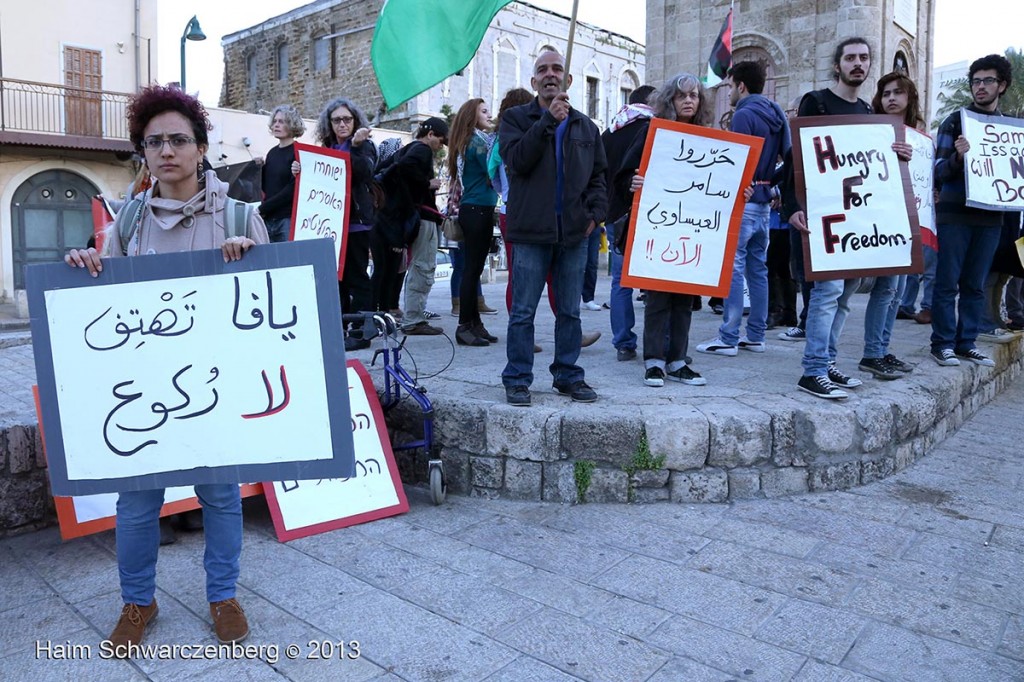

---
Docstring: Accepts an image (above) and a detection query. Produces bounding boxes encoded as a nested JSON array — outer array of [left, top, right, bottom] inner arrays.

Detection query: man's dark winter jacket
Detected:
[[374, 140, 436, 248], [499, 98, 607, 246], [601, 117, 650, 224], [731, 94, 791, 204]]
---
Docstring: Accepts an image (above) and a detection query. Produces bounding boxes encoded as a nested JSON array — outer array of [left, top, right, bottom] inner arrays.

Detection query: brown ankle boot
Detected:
[[472, 321, 498, 343], [107, 601, 159, 656], [456, 323, 488, 346], [210, 598, 249, 644], [478, 296, 497, 315]]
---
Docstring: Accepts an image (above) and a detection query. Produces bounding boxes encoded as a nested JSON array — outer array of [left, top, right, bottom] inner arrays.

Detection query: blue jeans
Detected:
[[608, 221, 636, 351], [900, 245, 937, 313], [930, 224, 1002, 353], [789, 226, 813, 328], [449, 245, 485, 298], [116, 484, 242, 605], [503, 240, 587, 388], [582, 227, 603, 303], [801, 278, 858, 376], [719, 203, 770, 345], [264, 217, 290, 244], [863, 275, 898, 358], [880, 274, 907, 355]]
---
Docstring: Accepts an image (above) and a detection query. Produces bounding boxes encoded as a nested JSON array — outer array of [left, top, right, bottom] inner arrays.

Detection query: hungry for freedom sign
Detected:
[[27, 239, 355, 496], [961, 108, 1024, 211], [792, 115, 923, 280], [292, 142, 351, 279], [620, 119, 763, 296]]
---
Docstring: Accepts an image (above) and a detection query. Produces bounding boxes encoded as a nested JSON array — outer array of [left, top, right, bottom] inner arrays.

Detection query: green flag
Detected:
[[371, 0, 513, 109]]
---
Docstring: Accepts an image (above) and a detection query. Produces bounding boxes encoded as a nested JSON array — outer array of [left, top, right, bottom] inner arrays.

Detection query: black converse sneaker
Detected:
[[858, 357, 900, 380], [931, 348, 960, 366], [797, 375, 848, 399], [954, 348, 995, 367], [827, 363, 863, 388], [666, 365, 707, 386], [644, 366, 665, 387], [882, 354, 913, 373]]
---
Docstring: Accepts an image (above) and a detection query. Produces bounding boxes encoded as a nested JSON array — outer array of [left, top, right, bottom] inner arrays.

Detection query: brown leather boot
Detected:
[[472, 321, 498, 343], [478, 296, 497, 315], [107, 601, 159, 656], [210, 598, 249, 644]]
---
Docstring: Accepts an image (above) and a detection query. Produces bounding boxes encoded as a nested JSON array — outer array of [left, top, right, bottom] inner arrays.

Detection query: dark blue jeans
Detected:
[[581, 226, 603, 303], [930, 223, 1002, 353], [503, 240, 587, 388]]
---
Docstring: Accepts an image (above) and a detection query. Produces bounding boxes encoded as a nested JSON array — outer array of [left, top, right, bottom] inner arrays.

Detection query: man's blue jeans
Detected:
[[880, 274, 907, 355], [863, 275, 898, 359], [801, 278, 858, 377], [582, 227, 603, 303], [116, 484, 242, 605], [719, 203, 770, 345], [607, 220, 637, 351], [930, 223, 1001, 352], [900, 244, 937, 314], [503, 240, 587, 388]]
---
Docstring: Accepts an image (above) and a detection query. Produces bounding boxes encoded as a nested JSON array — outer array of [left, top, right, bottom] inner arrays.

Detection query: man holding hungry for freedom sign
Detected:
[[931, 53, 1023, 368]]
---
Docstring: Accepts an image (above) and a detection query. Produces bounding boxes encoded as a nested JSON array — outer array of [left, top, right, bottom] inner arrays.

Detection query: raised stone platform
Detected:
[[2, 277, 1022, 534]]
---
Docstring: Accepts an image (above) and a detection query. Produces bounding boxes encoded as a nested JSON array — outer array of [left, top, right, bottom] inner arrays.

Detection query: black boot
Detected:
[[456, 324, 488, 346], [472, 321, 498, 343]]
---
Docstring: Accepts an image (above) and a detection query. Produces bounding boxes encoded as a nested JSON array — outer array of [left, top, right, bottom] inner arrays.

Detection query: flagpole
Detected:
[[563, 0, 579, 91]]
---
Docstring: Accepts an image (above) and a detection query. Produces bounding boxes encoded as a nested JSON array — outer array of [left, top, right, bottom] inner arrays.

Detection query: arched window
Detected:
[[893, 51, 909, 75], [312, 35, 330, 74], [246, 53, 257, 90], [619, 69, 640, 109], [276, 42, 289, 81]]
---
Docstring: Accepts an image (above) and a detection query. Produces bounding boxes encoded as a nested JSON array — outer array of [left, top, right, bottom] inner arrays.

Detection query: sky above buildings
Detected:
[[157, 0, 1017, 108]]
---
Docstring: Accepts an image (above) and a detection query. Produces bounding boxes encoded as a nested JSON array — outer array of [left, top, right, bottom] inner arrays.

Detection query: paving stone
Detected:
[[791, 490, 911, 524], [471, 456, 504, 489], [809, 542, 959, 595], [640, 405, 709, 471], [648, 615, 807, 681], [496, 608, 669, 682], [700, 517, 821, 559], [754, 599, 866, 664], [896, 504, 995, 543], [901, 530, 1022, 584], [999, 614, 1024, 661], [727, 468, 762, 499], [289, 529, 442, 591], [0, 632, 145, 681], [791, 659, 880, 682], [503, 458, 542, 499], [670, 468, 728, 503], [952, 573, 1024, 615], [760, 467, 809, 497], [481, 656, 584, 682], [486, 405, 563, 462], [644, 656, 737, 681], [0, 551, 54, 613], [0, 595, 91, 658], [843, 620, 1024, 682], [505, 567, 617, 617], [585, 596, 673, 639], [593, 554, 786, 635], [808, 460, 862, 492], [848, 577, 1007, 650]]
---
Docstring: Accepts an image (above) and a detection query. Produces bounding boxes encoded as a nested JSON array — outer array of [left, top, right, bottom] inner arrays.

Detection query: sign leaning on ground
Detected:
[[792, 114, 923, 281], [621, 119, 763, 297], [26, 239, 355, 496], [291, 142, 352, 279], [962, 109, 1024, 211]]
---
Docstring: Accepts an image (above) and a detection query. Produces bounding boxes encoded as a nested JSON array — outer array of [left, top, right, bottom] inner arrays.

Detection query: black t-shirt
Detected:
[[797, 88, 872, 117]]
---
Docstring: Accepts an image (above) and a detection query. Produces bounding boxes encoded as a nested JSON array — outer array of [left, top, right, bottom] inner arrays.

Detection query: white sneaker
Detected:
[[582, 299, 602, 311], [977, 328, 1015, 344], [696, 337, 738, 356], [738, 338, 766, 353]]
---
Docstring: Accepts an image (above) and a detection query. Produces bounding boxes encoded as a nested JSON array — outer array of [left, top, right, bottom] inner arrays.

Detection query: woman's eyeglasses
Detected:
[[331, 116, 355, 125], [142, 135, 196, 150]]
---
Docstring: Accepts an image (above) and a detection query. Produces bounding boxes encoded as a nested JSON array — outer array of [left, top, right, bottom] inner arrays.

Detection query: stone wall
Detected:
[[0, 424, 52, 536]]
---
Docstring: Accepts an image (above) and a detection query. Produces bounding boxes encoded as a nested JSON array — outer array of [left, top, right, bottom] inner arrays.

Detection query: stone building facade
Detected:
[[645, 0, 936, 126], [220, 0, 644, 134]]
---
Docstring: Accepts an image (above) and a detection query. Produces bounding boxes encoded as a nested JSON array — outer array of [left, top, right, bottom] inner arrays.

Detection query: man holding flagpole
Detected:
[[499, 49, 608, 407]]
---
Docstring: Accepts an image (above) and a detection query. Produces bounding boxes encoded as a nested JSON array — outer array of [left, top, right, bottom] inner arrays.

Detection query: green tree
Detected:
[[933, 47, 1024, 129]]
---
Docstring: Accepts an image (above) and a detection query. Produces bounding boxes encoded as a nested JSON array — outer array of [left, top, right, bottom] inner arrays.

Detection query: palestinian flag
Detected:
[[705, 9, 733, 87], [371, 0, 513, 109]]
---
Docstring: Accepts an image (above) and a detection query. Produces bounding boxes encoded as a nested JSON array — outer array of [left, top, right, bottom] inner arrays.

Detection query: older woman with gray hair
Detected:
[[260, 104, 305, 243], [615, 73, 712, 389]]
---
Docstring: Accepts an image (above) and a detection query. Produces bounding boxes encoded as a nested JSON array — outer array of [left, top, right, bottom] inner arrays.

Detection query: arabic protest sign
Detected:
[[27, 239, 354, 496], [962, 109, 1024, 211], [292, 142, 351, 279], [906, 127, 937, 249], [264, 361, 409, 542], [620, 119, 763, 296], [793, 115, 922, 280]]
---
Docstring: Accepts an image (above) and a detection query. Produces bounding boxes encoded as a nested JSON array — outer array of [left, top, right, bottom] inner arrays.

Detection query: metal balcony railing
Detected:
[[0, 77, 132, 140]]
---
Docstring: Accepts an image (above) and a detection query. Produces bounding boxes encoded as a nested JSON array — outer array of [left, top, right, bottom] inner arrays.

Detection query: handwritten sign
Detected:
[[263, 361, 409, 541], [620, 119, 763, 296], [793, 115, 922, 280], [27, 240, 354, 496], [906, 127, 936, 248], [962, 109, 1024, 211], [292, 142, 351, 279]]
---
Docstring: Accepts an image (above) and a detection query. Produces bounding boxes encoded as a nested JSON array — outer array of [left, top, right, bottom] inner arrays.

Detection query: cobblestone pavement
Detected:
[[2, 341, 1022, 680]]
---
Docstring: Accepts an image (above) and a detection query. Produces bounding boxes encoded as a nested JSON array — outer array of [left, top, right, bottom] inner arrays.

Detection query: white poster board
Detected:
[[264, 361, 409, 541], [906, 127, 936, 244], [794, 116, 921, 280], [292, 142, 351, 277], [962, 108, 1024, 211]]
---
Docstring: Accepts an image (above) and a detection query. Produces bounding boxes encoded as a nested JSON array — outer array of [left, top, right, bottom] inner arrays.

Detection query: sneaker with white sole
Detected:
[[797, 375, 848, 399], [827, 363, 862, 388], [582, 299, 602, 311], [696, 337, 738, 356], [644, 366, 665, 387], [931, 348, 960, 366], [738, 338, 766, 353], [977, 328, 1015, 344], [777, 326, 806, 341], [666, 365, 707, 385], [858, 357, 900, 380], [955, 348, 995, 367]]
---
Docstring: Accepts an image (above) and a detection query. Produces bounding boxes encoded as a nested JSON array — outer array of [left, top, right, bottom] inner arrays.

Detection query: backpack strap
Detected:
[[809, 90, 827, 116], [113, 197, 145, 256], [224, 197, 254, 239]]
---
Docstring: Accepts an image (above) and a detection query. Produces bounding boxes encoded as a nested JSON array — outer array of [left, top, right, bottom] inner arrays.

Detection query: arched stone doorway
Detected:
[[11, 170, 98, 289]]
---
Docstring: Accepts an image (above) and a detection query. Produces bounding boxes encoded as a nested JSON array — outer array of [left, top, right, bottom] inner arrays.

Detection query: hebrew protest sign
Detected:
[[962, 109, 1024, 211], [27, 239, 354, 496], [793, 115, 922, 280], [264, 360, 409, 541], [292, 142, 351, 279], [906, 127, 937, 249], [621, 119, 763, 296]]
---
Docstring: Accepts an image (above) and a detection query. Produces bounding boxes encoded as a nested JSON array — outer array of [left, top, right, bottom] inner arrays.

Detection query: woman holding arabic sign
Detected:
[[616, 73, 712, 388], [65, 85, 267, 655]]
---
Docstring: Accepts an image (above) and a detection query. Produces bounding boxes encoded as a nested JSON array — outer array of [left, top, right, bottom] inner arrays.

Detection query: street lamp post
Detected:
[[180, 15, 207, 92]]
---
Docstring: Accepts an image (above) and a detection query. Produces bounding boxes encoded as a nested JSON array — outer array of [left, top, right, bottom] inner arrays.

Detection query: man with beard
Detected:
[[786, 38, 873, 399], [930, 54, 1019, 368]]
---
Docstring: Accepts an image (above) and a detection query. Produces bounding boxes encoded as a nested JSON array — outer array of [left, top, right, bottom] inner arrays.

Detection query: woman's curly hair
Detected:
[[127, 85, 212, 151]]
